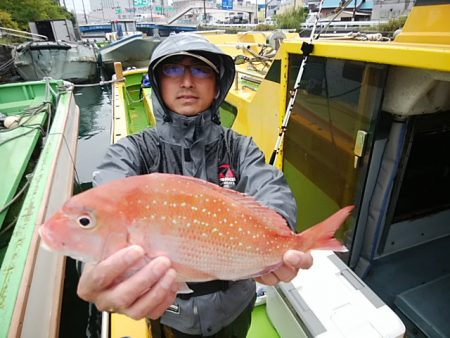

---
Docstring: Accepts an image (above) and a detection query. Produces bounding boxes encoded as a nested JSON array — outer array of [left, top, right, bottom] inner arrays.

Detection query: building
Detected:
[[86, 0, 172, 23], [169, 0, 257, 24], [304, 0, 373, 21], [371, 0, 414, 20]]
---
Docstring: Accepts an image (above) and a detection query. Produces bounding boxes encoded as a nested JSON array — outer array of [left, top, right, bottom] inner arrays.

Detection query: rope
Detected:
[[0, 178, 32, 216], [0, 57, 15, 73], [316, 0, 357, 39], [0, 218, 18, 248], [73, 79, 120, 88], [0, 80, 59, 217]]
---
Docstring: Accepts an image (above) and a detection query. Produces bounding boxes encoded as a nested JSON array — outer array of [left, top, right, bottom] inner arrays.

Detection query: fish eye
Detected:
[[77, 215, 96, 229]]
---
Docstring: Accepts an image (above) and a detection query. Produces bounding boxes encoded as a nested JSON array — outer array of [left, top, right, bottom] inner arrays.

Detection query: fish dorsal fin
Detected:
[[169, 174, 292, 235]]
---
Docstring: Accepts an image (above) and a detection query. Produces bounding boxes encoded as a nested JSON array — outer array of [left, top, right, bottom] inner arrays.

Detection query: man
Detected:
[[77, 33, 313, 337]]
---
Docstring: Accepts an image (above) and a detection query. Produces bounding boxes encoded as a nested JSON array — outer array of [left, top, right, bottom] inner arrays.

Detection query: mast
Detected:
[[81, 0, 88, 24]]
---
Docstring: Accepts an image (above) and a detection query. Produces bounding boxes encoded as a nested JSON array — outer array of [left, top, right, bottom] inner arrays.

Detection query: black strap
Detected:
[[301, 41, 314, 56], [177, 280, 229, 300]]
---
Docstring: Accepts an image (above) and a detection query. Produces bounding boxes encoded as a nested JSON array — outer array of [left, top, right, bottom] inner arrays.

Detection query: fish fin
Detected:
[[171, 174, 291, 235], [296, 205, 355, 252], [176, 282, 193, 294], [242, 262, 284, 279]]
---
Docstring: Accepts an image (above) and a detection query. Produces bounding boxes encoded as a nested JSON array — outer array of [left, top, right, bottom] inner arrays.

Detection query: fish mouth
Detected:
[[38, 225, 61, 251], [38, 226, 86, 261]]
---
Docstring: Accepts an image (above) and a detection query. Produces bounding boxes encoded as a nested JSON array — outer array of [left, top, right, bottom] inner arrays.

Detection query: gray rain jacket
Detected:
[[92, 32, 297, 336]]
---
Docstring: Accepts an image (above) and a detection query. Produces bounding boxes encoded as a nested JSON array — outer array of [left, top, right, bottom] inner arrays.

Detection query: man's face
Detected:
[[159, 56, 218, 117]]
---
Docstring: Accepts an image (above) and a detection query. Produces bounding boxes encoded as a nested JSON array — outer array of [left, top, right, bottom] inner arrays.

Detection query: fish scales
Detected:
[[39, 173, 354, 282], [126, 175, 295, 280]]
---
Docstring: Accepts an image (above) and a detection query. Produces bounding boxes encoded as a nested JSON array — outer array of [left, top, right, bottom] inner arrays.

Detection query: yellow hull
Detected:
[[110, 1, 450, 333]]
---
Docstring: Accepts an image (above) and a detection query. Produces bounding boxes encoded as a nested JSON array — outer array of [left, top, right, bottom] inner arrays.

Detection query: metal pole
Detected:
[[269, 0, 325, 166], [255, 0, 258, 24], [101, 312, 109, 338], [101, 0, 105, 21], [264, 0, 267, 19], [81, 0, 88, 23], [203, 0, 207, 23]]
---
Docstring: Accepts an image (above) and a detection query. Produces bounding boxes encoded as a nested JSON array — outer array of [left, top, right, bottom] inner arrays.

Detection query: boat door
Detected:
[[282, 54, 387, 238], [281, 49, 450, 336]]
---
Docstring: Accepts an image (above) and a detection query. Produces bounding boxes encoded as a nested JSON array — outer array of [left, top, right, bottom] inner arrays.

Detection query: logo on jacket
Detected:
[[218, 164, 236, 189]]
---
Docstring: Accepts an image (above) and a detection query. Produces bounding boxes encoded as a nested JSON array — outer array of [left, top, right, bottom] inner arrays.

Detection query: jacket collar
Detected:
[[155, 108, 223, 147]]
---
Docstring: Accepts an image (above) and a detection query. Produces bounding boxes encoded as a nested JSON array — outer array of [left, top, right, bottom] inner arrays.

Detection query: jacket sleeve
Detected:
[[92, 137, 144, 187], [234, 134, 298, 230]]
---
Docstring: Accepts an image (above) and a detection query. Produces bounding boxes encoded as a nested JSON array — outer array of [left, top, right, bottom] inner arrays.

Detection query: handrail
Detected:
[[234, 69, 265, 91], [0, 26, 47, 42]]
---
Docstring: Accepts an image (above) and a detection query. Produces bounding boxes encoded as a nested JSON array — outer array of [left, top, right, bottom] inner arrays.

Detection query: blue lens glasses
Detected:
[[161, 64, 215, 79]]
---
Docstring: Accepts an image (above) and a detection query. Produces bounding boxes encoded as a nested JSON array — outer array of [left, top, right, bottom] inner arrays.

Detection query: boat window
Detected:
[[220, 101, 238, 128], [283, 55, 387, 234], [393, 112, 450, 222], [125, 22, 137, 33]]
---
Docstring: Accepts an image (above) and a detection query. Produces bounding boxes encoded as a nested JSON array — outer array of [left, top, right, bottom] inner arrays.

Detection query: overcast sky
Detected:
[[62, 0, 91, 13]]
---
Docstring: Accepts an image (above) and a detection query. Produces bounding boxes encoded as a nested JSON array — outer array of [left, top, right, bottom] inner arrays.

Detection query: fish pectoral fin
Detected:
[[242, 262, 283, 279], [176, 282, 193, 294]]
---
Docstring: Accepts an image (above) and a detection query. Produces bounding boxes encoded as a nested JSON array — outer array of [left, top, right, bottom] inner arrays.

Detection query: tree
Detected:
[[275, 7, 308, 30], [0, 10, 19, 29], [0, 0, 72, 30]]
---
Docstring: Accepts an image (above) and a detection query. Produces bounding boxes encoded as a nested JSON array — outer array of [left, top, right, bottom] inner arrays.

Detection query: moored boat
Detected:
[[13, 40, 98, 83], [250, 1, 449, 337], [0, 79, 80, 337], [98, 34, 163, 76], [98, 20, 163, 76], [12, 20, 98, 83]]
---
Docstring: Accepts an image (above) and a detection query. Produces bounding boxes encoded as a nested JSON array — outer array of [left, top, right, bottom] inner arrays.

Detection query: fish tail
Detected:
[[295, 205, 355, 252]]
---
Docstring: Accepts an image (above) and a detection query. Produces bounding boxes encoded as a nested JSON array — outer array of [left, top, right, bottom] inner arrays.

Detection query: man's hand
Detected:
[[77, 245, 178, 320], [255, 250, 313, 285]]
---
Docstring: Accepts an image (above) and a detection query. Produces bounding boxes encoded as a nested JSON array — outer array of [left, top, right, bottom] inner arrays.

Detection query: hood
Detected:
[[148, 32, 235, 125]]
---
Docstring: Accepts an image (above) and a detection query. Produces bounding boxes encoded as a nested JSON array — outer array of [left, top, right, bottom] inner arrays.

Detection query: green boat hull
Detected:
[[0, 79, 80, 337]]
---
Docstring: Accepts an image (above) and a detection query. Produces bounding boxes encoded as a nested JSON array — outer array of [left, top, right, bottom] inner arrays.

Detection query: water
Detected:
[[74, 84, 112, 184], [59, 84, 113, 338]]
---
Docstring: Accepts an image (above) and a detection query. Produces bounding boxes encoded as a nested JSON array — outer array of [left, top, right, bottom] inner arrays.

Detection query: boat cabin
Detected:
[[29, 19, 79, 42], [106, 20, 142, 41], [262, 2, 450, 335]]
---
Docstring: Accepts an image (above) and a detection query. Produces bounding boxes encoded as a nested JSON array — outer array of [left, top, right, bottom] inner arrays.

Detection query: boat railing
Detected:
[[300, 19, 389, 30], [317, 31, 389, 41], [0, 26, 47, 42]]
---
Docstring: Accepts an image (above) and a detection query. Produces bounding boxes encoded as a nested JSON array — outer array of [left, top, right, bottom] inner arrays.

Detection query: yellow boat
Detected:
[[110, 0, 450, 335]]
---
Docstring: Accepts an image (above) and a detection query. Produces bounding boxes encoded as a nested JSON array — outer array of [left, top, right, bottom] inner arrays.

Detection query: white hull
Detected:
[[99, 35, 162, 73], [13, 41, 98, 83]]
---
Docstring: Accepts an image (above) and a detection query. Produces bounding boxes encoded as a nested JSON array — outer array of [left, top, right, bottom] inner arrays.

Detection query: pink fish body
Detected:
[[39, 173, 354, 282]]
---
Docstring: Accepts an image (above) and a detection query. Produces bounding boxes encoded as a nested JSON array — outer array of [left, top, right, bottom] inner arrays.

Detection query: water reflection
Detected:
[[74, 85, 112, 184]]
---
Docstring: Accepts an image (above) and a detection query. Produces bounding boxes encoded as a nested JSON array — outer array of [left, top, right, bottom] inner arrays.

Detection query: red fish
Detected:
[[39, 173, 354, 282]]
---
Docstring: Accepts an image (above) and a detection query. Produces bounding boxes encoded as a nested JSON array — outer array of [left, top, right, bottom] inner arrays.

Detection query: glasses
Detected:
[[161, 63, 216, 79]]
